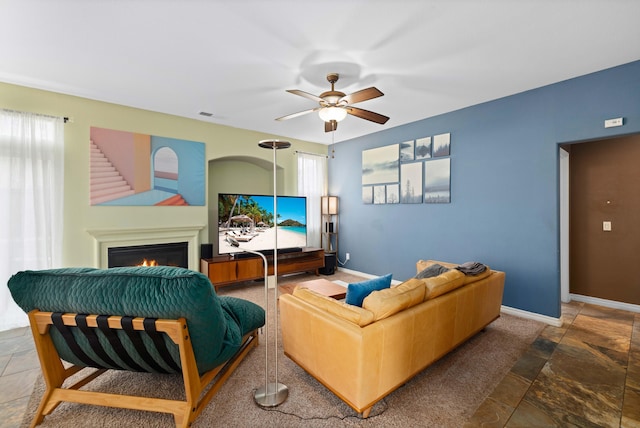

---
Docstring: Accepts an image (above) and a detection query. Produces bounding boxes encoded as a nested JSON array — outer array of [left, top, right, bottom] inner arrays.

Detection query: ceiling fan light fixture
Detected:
[[278, 73, 388, 131], [318, 106, 347, 122]]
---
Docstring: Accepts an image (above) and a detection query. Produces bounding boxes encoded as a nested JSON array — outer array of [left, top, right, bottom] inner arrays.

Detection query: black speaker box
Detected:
[[319, 252, 336, 275], [200, 243, 213, 259]]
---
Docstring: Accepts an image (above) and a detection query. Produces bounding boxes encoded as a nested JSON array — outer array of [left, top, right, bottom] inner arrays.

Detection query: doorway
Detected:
[[560, 134, 640, 310]]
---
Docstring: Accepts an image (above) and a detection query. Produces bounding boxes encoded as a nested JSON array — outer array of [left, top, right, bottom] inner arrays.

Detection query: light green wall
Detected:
[[0, 82, 326, 267]]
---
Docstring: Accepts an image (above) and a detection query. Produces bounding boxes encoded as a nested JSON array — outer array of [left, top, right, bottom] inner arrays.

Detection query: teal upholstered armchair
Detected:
[[9, 266, 264, 428]]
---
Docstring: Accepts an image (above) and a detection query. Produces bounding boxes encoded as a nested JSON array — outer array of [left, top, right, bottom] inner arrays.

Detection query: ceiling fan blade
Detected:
[[275, 107, 319, 121], [324, 120, 338, 133], [346, 107, 389, 124], [340, 87, 384, 105], [286, 89, 325, 103]]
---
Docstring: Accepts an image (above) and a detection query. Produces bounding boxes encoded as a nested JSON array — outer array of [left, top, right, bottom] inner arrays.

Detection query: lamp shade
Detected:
[[318, 107, 347, 122], [321, 196, 339, 215]]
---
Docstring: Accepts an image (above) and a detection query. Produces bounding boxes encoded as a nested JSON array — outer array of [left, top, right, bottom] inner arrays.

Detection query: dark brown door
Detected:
[[569, 134, 640, 305]]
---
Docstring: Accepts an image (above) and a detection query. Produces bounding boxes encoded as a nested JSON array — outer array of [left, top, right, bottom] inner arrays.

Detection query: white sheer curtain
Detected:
[[0, 109, 64, 331], [297, 152, 327, 248]]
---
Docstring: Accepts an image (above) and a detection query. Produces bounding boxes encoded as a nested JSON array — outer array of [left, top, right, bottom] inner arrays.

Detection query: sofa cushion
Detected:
[[417, 259, 454, 274], [292, 287, 375, 327], [417, 259, 492, 285], [415, 263, 450, 279], [362, 278, 426, 321], [458, 266, 492, 284], [455, 261, 487, 275], [345, 273, 393, 307], [421, 269, 466, 300]]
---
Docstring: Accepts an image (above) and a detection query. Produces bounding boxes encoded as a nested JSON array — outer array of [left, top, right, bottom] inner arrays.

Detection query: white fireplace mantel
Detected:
[[86, 225, 205, 270]]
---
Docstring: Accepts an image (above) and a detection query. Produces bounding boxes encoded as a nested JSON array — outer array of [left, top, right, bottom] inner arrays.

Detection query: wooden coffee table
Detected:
[[279, 278, 347, 300]]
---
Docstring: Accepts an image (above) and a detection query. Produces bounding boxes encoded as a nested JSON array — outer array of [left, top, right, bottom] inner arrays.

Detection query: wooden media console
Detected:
[[200, 247, 324, 291]]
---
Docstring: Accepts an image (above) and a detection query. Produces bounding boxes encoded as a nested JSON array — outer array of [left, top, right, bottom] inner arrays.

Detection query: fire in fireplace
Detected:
[[107, 242, 189, 268]]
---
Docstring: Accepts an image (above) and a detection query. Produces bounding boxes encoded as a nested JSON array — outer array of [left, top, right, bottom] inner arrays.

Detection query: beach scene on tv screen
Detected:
[[218, 194, 307, 254]]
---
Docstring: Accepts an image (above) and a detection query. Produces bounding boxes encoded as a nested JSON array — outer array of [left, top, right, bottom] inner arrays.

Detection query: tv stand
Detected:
[[232, 252, 259, 259], [200, 247, 325, 291]]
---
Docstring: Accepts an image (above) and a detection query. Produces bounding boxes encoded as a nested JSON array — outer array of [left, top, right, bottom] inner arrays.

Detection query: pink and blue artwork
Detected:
[[90, 127, 205, 206]]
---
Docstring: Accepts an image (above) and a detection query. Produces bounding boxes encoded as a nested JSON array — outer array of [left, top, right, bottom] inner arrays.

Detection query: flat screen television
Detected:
[[218, 193, 307, 255]]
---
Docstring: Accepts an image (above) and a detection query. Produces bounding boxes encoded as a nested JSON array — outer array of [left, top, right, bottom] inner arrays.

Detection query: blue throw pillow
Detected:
[[345, 274, 393, 307]]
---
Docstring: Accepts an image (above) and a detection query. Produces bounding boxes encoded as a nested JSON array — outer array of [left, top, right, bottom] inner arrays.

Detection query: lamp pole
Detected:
[[254, 139, 290, 407]]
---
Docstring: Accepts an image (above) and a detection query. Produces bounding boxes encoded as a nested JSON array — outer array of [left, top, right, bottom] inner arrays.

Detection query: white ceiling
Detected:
[[2, 1, 639, 144]]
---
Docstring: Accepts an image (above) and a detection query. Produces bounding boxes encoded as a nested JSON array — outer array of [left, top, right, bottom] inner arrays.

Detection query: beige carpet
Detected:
[[22, 272, 544, 427]]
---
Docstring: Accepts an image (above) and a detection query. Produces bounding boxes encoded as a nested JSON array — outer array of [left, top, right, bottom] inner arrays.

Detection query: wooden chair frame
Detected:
[[27, 310, 259, 428]]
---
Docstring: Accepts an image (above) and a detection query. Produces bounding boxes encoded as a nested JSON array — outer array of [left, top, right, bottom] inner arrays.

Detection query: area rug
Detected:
[[21, 273, 544, 427]]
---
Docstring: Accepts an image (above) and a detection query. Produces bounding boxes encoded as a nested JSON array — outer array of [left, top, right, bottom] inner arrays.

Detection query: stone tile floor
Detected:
[[466, 301, 640, 427], [1, 301, 639, 427], [0, 326, 39, 428]]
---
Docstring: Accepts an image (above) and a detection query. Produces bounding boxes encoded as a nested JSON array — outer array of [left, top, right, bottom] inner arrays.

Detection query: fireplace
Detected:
[[87, 225, 205, 270], [108, 242, 188, 268]]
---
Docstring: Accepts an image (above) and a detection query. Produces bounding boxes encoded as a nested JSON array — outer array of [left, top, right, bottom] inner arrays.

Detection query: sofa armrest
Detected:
[[280, 291, 456, 413], [280, 293, 386, 412], [292, 287, 374, 326]]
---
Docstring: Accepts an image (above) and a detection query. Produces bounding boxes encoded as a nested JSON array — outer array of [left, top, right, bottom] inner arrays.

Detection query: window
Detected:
[[0, 109, 64, 331], [297, 152, 327, 248]]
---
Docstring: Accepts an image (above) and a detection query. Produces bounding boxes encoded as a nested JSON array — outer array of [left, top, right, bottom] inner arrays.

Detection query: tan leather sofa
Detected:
[[279, 260, 505, 417]]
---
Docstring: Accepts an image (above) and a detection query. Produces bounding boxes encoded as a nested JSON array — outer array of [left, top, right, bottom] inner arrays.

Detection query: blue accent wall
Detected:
[[329, 61, 640, 318]]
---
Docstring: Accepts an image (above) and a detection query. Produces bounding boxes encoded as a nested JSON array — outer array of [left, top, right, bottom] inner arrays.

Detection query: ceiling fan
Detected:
[[276, 73, 389, 132]]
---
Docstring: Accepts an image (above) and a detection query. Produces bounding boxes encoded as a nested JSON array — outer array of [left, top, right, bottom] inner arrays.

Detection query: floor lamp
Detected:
[[254, 139, 290, 407]]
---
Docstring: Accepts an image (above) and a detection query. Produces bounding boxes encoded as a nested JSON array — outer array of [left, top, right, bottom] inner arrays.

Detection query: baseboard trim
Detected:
[[570, 293, 640, 314], [336, 266, 374, 278], [336, 267, 403, 285], [500, 305, 562, 327]]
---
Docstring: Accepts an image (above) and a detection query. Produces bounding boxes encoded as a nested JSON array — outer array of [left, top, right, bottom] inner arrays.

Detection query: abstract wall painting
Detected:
[[89, 127, 205, 206]]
